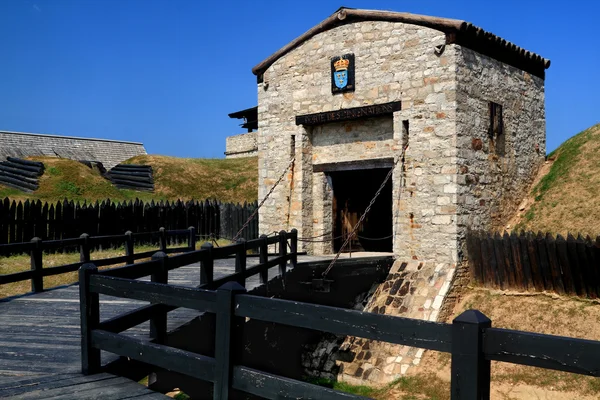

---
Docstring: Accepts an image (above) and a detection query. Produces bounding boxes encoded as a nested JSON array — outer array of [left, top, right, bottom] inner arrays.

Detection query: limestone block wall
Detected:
[[0, 131, 146, 170], [455, 47, 546, 249], [224, 131, 258, 158], [303, 260, 455, 385], [257, 20, 459, 265]]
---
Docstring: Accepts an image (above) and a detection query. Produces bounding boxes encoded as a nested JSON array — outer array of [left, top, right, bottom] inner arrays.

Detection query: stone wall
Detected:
[[0, 130, 146, 170], [257, 20, 459, 265], [224, 131, 258, 158], [455, 47, 546, 252]]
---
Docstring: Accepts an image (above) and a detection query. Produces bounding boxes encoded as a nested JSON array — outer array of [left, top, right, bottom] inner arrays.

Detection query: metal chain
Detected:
[[356, 234, 394, 241], [321, 144, 408, 278], [232, 157, 296, 242]]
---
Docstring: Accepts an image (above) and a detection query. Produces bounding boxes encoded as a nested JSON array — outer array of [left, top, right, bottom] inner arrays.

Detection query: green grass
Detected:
[[532, 126, 591, 202], [0, 155, 258, 204], [515, 123, 600, 234], [0, 244, 163, 298], [307, 374, 449, 400]]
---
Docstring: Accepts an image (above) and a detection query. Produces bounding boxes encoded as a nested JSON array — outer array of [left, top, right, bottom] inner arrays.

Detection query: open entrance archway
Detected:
[[328, 167, 393, 253]]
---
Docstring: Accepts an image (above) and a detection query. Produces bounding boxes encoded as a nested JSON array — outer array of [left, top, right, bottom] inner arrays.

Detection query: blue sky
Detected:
[[0, 0, 598, 157]]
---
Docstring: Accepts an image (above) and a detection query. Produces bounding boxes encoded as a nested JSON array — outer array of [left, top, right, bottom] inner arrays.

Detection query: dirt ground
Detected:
[[406, 286, 600, 400]]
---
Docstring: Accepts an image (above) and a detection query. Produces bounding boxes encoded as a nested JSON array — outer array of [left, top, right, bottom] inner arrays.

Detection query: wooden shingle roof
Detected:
[[252, 7, 551, 79]]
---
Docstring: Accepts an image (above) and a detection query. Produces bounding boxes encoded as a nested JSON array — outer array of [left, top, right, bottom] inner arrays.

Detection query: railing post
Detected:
[[188, 226, 197, 250], [124, 231, 134, 264], [214, 281, 247, 400], [259, 234, 268, 285], [30, 237, 43, 293], [159, 227, 167, 252], [290, 228, 298, 269], [150, 251, 169, 343], [200, 242, 214, 286], [451, 310, 491, 400], [79, 233, 91, 263], [79, 263, 100, 375], [278, 230, 287, 277], [235, 238, 247, 287]]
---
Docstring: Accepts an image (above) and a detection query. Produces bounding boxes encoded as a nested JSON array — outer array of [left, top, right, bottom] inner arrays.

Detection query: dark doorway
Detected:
[[329, 168, 393, 253]]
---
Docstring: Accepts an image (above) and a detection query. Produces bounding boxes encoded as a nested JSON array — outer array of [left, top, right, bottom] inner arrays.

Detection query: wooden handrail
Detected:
[[0, 227, 197, 293]]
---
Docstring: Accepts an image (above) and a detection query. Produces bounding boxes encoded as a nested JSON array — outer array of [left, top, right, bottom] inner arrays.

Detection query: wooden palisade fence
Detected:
[[0, 227, 196, 294], [0, 197, 258, 245], [467, 231, 600, 298], [79, 229, 600, 400]]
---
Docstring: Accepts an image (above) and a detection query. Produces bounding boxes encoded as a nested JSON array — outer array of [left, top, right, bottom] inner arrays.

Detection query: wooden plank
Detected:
[[91, 330, 216, 382], [556, 234, 576, 295], [493, 232, 506, 290], [502, 232, 516, 289], [9, 200, 16, 245], [578, 235, 597, 299], [89, 275, 217, 312], [235, 294, 453, 352], [16, 201, 24, 243], [546, 233, 565, 295], [519, 232, 534, 291], [232, 366, 367, 400], [510, 233, 524, 290], [0, 269, 34, 284], [480, 235, 492, 287], [98, 259, 161, 280], [536, 232, 553, 292], [98, 303, 168, 333], [567, 233, 586, 297], [526, 232, 543, 292], [42, 262, 82, 277], [0, 198, 8, 245], [485, 327, 600, 376], [583, 236, 599, 298]]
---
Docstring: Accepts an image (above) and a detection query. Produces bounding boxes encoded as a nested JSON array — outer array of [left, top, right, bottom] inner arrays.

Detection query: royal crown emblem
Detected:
[[334, 57, 350, 71], [331, 54, 355, 94]]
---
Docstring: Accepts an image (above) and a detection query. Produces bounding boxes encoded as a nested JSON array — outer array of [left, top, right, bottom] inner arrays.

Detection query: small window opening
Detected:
[[489, 102, 505, 156], [402, 120, 410, 149], [290, 135, 296, 160]]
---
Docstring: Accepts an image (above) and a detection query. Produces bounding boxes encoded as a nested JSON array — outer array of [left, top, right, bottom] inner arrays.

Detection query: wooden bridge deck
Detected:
[[0, 253, 382, 399]]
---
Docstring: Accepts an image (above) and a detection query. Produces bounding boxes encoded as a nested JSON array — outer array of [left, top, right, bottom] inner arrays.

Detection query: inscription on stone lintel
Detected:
[[295, 101, 401, 126]]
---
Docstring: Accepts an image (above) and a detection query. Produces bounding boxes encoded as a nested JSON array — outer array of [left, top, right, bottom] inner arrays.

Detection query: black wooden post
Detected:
[[451, 310, 492, 400], [79, 233, 91, 263], [290, 228, 298, 269], [200, 242, 214, 285], [159, 227, 167, 252], [188, 226, 197, 250], [235, 238, 247, 287], [30, 237, 43, 292], [278, 230, 287, 277], [214, 281, 247, 400], [79, 263, 100, 375], [124, 230, 134, 264], [150, 251, 169, 343], [259, 234, 268, 284]]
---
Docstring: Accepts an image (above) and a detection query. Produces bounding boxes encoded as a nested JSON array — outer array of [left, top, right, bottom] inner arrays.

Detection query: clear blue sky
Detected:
[[0, 1, 598, 157]]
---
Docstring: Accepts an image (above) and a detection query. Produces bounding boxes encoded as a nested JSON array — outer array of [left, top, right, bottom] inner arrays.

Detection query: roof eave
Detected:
[[252, 7, 550, 79]]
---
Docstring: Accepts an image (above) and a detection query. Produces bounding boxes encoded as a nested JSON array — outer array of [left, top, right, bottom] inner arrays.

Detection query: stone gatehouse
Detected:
[[253, 7, 549, 266]]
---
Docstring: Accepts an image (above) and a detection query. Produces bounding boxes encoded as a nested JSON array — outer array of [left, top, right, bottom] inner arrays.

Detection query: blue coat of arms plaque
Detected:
[[331, 54, 355, 94]]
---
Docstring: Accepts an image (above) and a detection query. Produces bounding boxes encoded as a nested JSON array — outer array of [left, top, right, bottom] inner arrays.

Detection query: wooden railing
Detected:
[[80, 229, 600, 400], [0, 227, 197, 293]]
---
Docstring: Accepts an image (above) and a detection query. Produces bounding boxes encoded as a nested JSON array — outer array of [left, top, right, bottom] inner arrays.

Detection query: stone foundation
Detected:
[[303, 259, 456, 385]]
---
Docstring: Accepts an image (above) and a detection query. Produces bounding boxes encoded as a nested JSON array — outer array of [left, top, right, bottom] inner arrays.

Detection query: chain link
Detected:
[[232, 157, 296, 242], [321, 145, 408, 278]]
